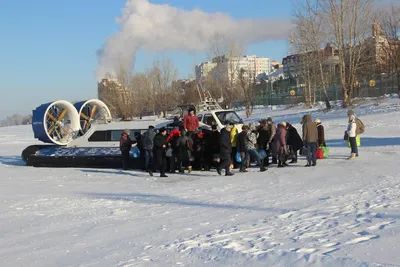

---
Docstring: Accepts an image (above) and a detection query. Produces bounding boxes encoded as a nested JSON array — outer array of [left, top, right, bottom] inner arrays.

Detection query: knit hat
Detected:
[[124, 129, 130, 135], [225, 124, 233, 129], [267, 117, 273, 122], [347, 110, 354, 116], [315, 118, 321, 123], [159, 127, 167, 133], [349, 115, 356, 121], [279, 122, 287, 127]]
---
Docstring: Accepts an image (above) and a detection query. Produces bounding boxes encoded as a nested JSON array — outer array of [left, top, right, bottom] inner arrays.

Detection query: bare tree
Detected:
[[99, 64, 136, 120], [293, 0, 334, 109], [380, 4, 400, 96], [321, 0, 375, 107], [148, 58, 178, 117], [238, 68, 258, 118], [206, 33, 246, 107]]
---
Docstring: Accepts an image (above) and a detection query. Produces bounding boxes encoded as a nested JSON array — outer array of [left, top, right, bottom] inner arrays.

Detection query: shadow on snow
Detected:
[[327, 137, 400, 148], [0, 156, 26, 166], [80, 192, 290, 213]]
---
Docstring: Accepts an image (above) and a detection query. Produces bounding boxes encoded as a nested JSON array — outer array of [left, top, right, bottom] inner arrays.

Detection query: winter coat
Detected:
[[316, 124, 326, 146], [275, 125, 287, 154], [245, 131, 258, 151], [237, 131, 247, 153], [120, 133, 136, 153], [204, 129, 220, 156], [268, 122, 277, 143], [286, 126, 303, 151], [166, 129, 181, 154], [257, 125, 270, 150], [141, 129, 156, 150], [347, 120, 357, 138], [219, 128, 232, 159], [302, 114, 318, 143], [230, 126, 238, 148], [183, 114, 199, 132], [153, 133, 167, 165]]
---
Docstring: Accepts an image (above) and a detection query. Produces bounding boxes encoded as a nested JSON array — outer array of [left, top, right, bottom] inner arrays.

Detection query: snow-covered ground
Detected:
[[1, 97, 400, 267]]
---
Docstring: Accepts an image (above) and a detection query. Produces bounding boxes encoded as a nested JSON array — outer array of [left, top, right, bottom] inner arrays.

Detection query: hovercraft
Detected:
[[21, 99, 172, 168], [21, 97, 244, 169]]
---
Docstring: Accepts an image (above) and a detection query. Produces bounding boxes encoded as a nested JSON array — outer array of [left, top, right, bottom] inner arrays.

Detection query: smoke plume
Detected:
[[96, 0, 293, 80]]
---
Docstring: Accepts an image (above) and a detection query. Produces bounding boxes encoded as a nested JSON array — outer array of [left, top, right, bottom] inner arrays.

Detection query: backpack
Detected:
[[355, 118, 365, 134]]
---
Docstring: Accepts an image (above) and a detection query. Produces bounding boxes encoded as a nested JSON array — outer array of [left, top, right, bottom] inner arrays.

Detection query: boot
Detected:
[[278, 161, 284, 168], [283, 162, 289, 167], [271, 157, 278, 164], [259, 161, 267, 172], [225, 172, 234, 176], [217, 168, 222, 175], [264, 157, 270, 167], [148, 170, 153, 176], [348, 153, 356, 160], [289, 159, 297, 164], [160, 173, 168, 177], [239, 166, 248, 172]]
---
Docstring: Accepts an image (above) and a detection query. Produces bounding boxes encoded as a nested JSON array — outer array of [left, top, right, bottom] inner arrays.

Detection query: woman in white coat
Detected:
[[347, 115, 358, 159]]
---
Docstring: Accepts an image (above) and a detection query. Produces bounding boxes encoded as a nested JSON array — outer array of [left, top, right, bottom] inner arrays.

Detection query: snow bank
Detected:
[[1, 97, 400, 266]]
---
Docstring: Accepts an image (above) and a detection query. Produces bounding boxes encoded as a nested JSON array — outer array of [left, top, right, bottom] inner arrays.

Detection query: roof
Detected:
[[90, 119, 172, 131]]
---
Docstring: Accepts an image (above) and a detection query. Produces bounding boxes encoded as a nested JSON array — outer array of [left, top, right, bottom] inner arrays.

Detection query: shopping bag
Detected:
[[166, 148, 173, 157], [131, 146, 140, 158], [235, 151, 242, 163], [316, 148, 324, 159], [300, 147, 309, 157], [347, 136, 361, 148], [321, 146, 329, 158], [258, 149, 267, 160]]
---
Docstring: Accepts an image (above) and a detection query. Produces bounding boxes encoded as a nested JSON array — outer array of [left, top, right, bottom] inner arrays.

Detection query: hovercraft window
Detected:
[[88, 131, 107, 142]]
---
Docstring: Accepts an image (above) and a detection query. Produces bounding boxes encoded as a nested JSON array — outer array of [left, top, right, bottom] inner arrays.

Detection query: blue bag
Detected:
[[235, 151, 242, 163], [258, 149, 267, 160], [131, 146, 140, 158]]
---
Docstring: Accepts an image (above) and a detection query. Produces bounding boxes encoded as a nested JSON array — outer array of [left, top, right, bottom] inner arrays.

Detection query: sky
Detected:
[[0, 0, 295, 118]]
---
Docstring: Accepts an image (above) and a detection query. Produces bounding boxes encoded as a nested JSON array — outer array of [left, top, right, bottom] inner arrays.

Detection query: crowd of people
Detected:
[[119, 108, 364, 177]]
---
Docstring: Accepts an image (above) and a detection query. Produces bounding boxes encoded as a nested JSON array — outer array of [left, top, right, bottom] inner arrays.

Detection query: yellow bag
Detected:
[[347, 136, 361, 148]]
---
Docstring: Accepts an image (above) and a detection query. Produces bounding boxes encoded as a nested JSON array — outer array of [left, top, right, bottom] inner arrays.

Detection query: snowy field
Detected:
[[1, 97, 400, 267]]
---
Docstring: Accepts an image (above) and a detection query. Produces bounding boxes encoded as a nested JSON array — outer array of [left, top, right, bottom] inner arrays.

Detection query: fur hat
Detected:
[[349, 115, 356, 121], [225, 124, 233, 129], [315, 118, 321, 123]]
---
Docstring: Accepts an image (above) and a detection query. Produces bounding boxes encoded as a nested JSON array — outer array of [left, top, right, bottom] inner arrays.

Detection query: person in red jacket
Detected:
[[183, 108, 199, 137]]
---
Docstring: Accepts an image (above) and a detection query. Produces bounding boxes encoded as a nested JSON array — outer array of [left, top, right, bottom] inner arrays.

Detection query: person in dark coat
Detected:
[[166, 127, 182, 173], [141, 125, 156, 171], [257, 119, 271, 166], [218, 125, 234, 176], [267, 117, 277, 164], [203, 125, 220, 171], [314, 118, 326, 147], [178, 129, 192, 173], [152, 127, 168, 177], [237, 125, 249, 172], [192, 130, 206, 170], [276, 122, 288, 168], [120, 129, 137, 170], [285, 122, 303, 163]]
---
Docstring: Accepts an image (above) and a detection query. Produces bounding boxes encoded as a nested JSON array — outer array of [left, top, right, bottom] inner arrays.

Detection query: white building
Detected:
[[202, 55, 270, 83], [195, 62, 217, 80]]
